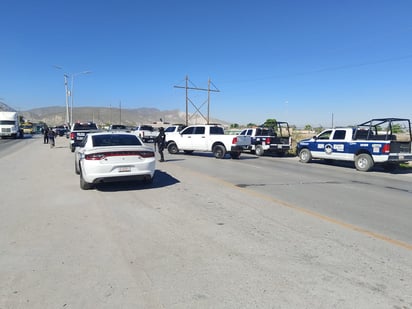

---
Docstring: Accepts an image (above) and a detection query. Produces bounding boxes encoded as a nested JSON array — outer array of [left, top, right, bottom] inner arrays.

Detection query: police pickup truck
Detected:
[[166, 124, 251, 159], [69, 122, 100, 152], [238, 121, 292, 156], [297, 118, 412, 171]]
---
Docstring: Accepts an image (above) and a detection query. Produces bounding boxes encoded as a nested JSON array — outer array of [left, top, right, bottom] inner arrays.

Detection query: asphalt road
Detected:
[[1, 135, 411, 309]]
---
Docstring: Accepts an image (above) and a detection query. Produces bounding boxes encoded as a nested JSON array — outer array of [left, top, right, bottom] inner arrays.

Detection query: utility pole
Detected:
[[174, 75, 220, 125], [119, 100, 122, 124]]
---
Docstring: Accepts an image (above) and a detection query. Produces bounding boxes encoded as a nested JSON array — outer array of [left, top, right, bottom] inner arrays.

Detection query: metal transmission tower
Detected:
[[174, 75, 220, 125]]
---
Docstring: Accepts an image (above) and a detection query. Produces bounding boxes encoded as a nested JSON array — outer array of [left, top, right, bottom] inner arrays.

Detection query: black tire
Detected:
[[230, 151, 241, 159], [213, 145, 226, 159], [354, 153, 374, 172], [143, 175, 154, 184], [299, 148, 312, 163], [75, 159, 80, 175], [183, 150, 194, 154], [70, 144, 75, 153], [167, 142, 179, 154], [255, 145, 264, 156], [80, 171, 94, 190]]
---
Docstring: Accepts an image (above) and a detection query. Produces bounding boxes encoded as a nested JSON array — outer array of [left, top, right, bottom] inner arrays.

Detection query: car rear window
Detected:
[[73, 123, 98, 131], [92, 134, 142, 147]]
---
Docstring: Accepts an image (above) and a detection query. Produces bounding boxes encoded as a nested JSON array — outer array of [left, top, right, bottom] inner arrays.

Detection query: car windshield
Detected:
[[92, 134, 142, 147]]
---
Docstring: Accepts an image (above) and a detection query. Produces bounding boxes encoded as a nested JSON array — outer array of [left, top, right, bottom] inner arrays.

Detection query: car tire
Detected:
[[230, 151, 241, 159], [75, 160, 80, 175], [70, 145, 75, 153], [299, 148, 312, 163], [183, 150, 194, 154], [143, 175, 154, 184], [354, 153, 373, 172], [213, 145, 226, 159], [255, 145, 264, 156], [167, 142, 179, 154], [80, 171, 94, 190]]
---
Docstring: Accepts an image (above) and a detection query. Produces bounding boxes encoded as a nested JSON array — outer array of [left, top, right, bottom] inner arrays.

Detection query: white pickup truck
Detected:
[[166, 124, 251, 159], [133, 125, 158, 142]]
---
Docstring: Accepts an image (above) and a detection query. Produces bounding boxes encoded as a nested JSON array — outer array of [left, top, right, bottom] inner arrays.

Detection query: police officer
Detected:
[[156, 127, 166, 162]]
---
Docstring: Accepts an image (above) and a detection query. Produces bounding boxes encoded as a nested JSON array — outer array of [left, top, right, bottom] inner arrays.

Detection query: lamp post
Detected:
[[70, 71, 92, 126], [54, 66, 91, 127]]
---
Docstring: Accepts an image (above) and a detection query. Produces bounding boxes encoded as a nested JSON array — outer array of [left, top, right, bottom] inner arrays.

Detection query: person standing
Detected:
[[155, 127, 166, 162], [43, 127, 49, 144], [48, 128, 56, 148]]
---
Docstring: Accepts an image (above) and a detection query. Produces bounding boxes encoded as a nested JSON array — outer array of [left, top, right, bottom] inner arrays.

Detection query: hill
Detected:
[[19, 106, 228, 127]]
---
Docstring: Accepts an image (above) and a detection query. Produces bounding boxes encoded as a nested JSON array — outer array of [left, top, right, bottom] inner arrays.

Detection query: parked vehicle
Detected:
[[164, 124, 187, 136], [21, 122, 34, 134], [239, 122, 292, 156], [297, 118, 412, 172], [166, 124, 251, 159], [0, 111, 23, 139], [133, 125, 158, 142], [53, 125, 69, 136], [74, 132, 156, 189], [108, 124, 129, 132], [69, 122, 100, 152]]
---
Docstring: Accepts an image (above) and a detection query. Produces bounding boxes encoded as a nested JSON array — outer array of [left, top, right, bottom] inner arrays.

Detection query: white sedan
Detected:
[[74, 132, 156, 190]]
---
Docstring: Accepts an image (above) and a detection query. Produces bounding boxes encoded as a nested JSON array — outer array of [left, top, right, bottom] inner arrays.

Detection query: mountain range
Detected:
[[1, 103, 228, 127]]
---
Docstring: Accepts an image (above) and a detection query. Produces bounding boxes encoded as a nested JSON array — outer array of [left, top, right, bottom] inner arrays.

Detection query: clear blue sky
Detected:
[[1, 0, 412, 127]]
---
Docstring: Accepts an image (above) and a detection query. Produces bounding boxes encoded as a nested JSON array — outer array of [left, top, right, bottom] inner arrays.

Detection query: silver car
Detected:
[[75, 132, 156, 190]]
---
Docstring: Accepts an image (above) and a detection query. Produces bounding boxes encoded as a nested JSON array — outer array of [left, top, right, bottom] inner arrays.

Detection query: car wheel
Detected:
[[255, 145, 264, 156], [230, 151, 241, 159], [167, 142, 179, 154], [80, 170, 94, 190], [213, 145, 226, 159], [354, 153, 373, 172], [299, 148, 312, 163], [70, 144, 75, 153], [143, 175, 154, 184], [75, 160, 80, 175]]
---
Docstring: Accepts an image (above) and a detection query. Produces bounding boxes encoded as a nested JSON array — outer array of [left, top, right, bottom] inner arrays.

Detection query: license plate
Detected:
[[118, 167, 131, 173], [77, 133, 85, 136]]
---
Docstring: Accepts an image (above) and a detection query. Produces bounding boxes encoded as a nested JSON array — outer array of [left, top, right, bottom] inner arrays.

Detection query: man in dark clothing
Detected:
[[43, 127, 49, 144], [155, 127, 166, 162], [48, 129, 56, 148]]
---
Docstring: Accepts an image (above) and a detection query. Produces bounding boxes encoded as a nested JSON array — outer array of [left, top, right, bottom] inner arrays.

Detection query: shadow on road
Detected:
[[95, 170, 180, 192]]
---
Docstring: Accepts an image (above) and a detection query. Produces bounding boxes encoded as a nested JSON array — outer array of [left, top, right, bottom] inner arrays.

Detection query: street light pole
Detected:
[[64, 74, 69, 126], [70, 71, 92, 126], [54, 66, 91, 127]]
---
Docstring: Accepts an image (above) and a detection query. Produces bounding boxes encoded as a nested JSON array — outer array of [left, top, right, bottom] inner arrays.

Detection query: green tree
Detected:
[[263, 118, 277, 128], [391, 124, 403, 133], [304, 124, 312, 131], [247, 123, 257, 127], [230, 123, 239, 129]]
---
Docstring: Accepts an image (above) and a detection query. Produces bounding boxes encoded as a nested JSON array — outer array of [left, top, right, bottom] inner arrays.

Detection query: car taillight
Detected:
[[70, 132, 75, 140], [265, 137, 271, 144], [84, 151, 154, 160], [85, 153, 106, 160], [232, 137, 238, 144], [382, 144, 390, 154]]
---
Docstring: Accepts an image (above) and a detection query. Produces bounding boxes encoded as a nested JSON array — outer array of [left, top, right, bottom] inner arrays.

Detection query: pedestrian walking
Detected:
[[43, 127, 49, 144], [155, 127, 166, 162], [48, 128, 56, 148]]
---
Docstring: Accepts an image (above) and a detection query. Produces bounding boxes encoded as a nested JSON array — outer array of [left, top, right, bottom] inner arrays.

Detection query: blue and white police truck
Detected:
[[297, 118, 412, 172]]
